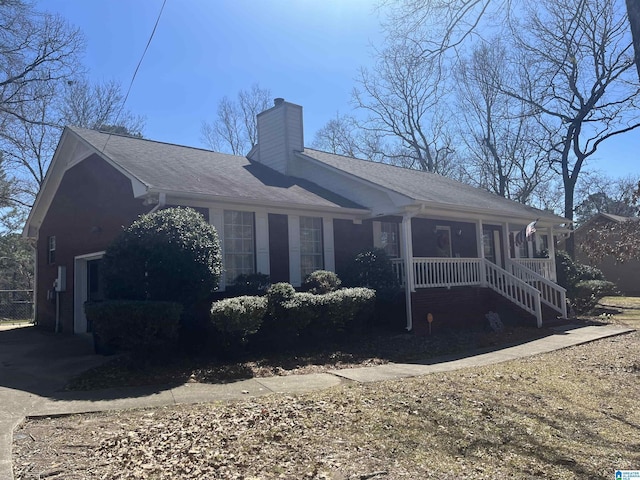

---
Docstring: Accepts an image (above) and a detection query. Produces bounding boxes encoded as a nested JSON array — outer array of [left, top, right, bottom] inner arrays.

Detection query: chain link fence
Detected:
[[0, 290, 34, 322]]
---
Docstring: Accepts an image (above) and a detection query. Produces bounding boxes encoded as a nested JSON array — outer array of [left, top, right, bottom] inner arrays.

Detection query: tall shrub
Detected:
[[554, 250, 618, 313], [102, 207, 222, 321], [342, 248, 403, 327]]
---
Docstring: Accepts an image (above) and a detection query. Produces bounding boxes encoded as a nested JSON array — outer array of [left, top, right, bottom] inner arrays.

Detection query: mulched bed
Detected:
[[66, 323, 553, 391]]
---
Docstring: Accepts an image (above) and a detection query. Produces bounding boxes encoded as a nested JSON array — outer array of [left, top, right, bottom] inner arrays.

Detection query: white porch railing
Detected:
[[391, 259, 405, 286], [507, 260, 567, 319], [483, 259, 543, 327], [391, 257, 482, 288], [509, 258, 556, 282], [413, 257, 483, 288], [391, 257, 545, 327]]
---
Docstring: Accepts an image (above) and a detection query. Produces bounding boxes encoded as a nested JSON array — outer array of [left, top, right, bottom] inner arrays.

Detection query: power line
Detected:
[[101, 0, 167, 152]]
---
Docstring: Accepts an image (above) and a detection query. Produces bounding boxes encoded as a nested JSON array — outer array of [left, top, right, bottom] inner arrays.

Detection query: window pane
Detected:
[[380, 222, 399, 258], [300, 216, 323, 278], [224, 210, 255, 282]]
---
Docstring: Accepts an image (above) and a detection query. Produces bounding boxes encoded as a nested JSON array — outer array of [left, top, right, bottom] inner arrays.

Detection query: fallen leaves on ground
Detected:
[[65, 325, 548, 391], [13, 330, 639, 479]]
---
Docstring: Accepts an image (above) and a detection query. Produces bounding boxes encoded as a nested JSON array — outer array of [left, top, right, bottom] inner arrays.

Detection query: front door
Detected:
[[74, 252, 105, 334], [483, 227, 503, 268], [86, 258, 104, 332]]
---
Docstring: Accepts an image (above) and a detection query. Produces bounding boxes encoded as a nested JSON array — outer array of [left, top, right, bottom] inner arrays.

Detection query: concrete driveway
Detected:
[[0, 325, 111, 478]]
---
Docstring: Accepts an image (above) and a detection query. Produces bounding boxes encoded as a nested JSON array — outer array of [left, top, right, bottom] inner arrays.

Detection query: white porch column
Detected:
[[255, 210, 270, 276], [323, 217, 335, 273], [476, 219, 485, 259], [548, 225, 557, 281], [502, 222, 511, 271], [476, 219, 486, 286], [401, 214, 415, 331], [288, 215, 301, 287]]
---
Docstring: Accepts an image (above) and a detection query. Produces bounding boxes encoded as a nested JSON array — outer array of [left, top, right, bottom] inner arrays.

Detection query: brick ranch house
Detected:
[[23, 98, 570, 336]]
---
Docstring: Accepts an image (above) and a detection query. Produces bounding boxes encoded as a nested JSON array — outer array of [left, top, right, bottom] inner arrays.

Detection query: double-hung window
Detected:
[[224, 210, 255, 283], [380, 222, 400, 258], [47, 236, 56, 264], [300, 216, 323, 279]]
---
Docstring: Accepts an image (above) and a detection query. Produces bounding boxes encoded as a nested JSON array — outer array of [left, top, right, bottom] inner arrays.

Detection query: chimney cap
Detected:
[[273, 97, 285, 106]]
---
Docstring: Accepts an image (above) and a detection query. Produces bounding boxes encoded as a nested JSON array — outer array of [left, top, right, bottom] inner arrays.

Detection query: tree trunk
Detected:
[[627, 0, 640, 81], [564, 180, 576, 258]]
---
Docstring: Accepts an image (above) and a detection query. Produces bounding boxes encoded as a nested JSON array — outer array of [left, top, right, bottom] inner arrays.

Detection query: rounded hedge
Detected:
[[102, 207, 222, 307]]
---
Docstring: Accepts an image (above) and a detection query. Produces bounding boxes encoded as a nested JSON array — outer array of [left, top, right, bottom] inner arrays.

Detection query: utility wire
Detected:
[[101, 0, 167, 152]]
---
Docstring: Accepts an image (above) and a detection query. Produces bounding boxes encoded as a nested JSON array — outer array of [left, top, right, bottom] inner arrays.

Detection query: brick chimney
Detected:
[[249, 98, 303, 175]]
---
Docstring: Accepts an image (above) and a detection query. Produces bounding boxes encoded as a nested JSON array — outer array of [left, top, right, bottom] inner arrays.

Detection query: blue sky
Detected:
[[37, 0, 639, 180]]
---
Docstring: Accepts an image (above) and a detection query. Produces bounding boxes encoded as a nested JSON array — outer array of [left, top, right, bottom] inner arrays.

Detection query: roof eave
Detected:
[[146, 188, 371, 217]]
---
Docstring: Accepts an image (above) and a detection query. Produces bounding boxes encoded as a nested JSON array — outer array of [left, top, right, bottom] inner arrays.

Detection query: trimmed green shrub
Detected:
[[342, 248, 398, 291], [342, 248, 403, 327], [259, 283, 312, 347], [303, 270, 342, 294], [102, 207, 221, 330], [572, 280, 620, 313], [554, 250, 617, 313], [555, 249, 604, 291], [210, 296, 267, 346], [308, 287, 376, 339], [85, 300, 182, 356], [226, 273, 271, 296], [265, 282, 296, 314]]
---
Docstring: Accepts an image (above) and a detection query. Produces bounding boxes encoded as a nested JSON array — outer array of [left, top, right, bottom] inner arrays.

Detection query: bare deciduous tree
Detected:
[[311, 112, 388, 163], [353, 42, 459, 175], [201, 84, 271, 155], [456, 40, 555, 204], [61, 78, 144, 135], [1, 76, 145, 211], [0, 0, 83, 126], [501, 0, 640, 255]]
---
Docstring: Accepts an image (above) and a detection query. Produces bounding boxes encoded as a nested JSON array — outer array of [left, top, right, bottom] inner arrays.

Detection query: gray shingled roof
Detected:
[[69, 127, 364, 210], [299, 149, 568, 224]]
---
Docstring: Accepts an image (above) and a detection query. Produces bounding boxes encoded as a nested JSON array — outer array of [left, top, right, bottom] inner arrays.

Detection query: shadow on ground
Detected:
[[0, 326, 186, 402]]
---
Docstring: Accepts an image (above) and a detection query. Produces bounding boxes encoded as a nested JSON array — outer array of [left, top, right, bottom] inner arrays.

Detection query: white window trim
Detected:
[[223, 210, 256, 284]]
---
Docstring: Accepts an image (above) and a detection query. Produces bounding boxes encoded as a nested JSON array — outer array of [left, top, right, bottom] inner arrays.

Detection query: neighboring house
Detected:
[[23, 98, 571, 335], [575, 213, 640, 296]]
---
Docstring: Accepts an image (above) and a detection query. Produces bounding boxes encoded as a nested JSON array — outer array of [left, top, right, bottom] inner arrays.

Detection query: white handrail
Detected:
[[483, 259, 543, 327], [507, 260, 567, 319], [510, 258, 556, 282]]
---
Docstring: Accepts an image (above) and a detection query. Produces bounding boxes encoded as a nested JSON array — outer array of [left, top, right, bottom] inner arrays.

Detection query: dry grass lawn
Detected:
[[13, 297, 640, 479]]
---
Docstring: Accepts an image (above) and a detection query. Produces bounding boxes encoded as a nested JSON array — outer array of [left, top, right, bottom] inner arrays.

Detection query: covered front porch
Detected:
[[381, 213, 568, 330]]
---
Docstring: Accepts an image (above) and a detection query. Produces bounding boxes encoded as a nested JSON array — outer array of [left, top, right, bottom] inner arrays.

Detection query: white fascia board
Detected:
[[150, 189, 371, 219], [414, 205, 571, 228]]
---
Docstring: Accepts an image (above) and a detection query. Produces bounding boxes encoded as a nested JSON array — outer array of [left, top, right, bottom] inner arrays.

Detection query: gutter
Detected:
[[148, 192, 166, 214]]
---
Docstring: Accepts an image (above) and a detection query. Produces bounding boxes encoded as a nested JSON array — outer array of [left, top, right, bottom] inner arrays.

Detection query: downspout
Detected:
[[148, 192, 166, 214], [401, 208, 422, 331]]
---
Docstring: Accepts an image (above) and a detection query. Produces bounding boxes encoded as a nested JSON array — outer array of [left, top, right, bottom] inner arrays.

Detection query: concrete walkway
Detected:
[[0, 323, 633, 480]]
